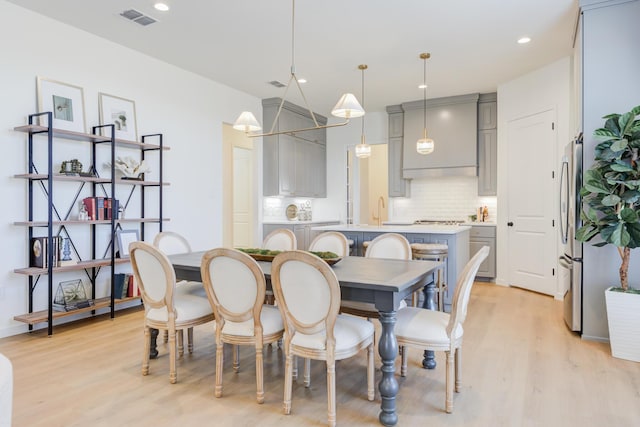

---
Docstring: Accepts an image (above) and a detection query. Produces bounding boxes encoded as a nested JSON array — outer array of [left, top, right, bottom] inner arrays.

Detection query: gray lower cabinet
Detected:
[[263, 222, 339, 251], [469, 225, 496, 278], [262, 98, 327, 198]]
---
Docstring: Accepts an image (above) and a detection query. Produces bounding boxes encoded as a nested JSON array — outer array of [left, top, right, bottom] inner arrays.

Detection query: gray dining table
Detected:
[[168, 251, 441, 427]]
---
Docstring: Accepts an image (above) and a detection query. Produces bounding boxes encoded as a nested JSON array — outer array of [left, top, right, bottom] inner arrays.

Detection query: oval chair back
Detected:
[[365, 233, 411, 260], [153, 231, 192, 255], [308, 232, 349, 257], [446, 246, 490, 337], [263, 228, 297, 251]]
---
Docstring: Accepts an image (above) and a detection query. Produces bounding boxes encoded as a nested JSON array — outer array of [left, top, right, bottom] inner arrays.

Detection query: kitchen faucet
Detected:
[[372, 196, 385, 227]]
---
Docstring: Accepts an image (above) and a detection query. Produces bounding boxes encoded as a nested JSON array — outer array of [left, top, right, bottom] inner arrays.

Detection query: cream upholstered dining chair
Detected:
[[129, 241, 215, 384], [200, 248, 284, 404], [395, 246, 490, 414], [262, 228, 297, 251], [262, 228, 297, 305], [308, 231, 349, 257], [153, 231, 192, 255], [0, 353, 12, 427], [340, 233, 412, 319], [271, 250, 375, 427]]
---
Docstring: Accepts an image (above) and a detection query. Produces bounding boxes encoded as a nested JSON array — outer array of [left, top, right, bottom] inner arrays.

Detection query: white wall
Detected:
[[496, 57, 571, 294], [0, 1, 261, 337]]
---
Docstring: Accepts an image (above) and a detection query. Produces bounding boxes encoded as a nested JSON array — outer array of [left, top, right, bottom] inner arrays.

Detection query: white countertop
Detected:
[[311, 224, 471, 235], [263, 219, 340, 225]]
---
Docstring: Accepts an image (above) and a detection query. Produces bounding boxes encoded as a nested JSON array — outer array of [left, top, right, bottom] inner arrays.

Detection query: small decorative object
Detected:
[[108, 156, 150, 179], [576, 104, 640, 362], [53, 279, 93, 311], [98, 93, 138, 141], [78, 202, 89, 221], [36, 77, 87, 133], [59, 238, 75, 266], [116, 229, 140, 258], [60, 158, 83, 175]]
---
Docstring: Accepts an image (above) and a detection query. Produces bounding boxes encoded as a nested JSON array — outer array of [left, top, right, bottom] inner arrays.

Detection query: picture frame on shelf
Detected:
[[98, 93, 138, 141], [36, 76, 87, 133], [116, 229, 140, 258]]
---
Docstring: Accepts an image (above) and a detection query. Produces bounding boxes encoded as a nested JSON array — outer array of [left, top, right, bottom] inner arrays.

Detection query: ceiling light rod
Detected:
[[416, 52, 435, 155], [234, 0, 364, 138]]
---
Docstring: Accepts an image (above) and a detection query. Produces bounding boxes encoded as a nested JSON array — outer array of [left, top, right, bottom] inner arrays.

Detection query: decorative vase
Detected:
[[605, 287, 640, 362]]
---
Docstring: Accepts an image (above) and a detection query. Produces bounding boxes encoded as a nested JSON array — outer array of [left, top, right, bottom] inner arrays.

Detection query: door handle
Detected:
[[507, 222, 514, 227]]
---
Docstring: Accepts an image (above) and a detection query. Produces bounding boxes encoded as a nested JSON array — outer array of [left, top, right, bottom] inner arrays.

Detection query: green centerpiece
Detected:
[[236, 248, 340, 264]]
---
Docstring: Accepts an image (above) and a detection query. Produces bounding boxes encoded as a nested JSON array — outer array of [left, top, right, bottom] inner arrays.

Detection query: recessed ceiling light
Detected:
[[518, 37, 531, 44], [297, 78, 307, 84], [154, 3, 170, 12]]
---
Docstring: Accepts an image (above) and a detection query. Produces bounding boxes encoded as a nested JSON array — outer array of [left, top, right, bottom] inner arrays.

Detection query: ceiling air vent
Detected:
[[120, 9, 158, 26], [268, 80, 286, 88]]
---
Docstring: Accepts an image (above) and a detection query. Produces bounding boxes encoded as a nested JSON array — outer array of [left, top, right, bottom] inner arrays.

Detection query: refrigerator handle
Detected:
[[559, 158, 569, 245]]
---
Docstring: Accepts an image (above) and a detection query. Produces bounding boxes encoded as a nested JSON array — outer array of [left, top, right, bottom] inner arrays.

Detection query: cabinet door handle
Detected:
[[507, 221, 514, 227]]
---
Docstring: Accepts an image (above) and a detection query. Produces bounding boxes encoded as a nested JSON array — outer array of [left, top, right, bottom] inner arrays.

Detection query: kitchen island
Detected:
[[311, 224, 470, 312]]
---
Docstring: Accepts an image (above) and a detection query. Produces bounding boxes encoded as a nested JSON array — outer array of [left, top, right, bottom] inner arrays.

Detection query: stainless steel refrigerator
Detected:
[[559, 133, 583, 333]]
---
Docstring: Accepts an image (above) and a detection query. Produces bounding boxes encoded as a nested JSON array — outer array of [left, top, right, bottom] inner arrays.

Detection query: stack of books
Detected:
[[113, 273, 140, 299], [82, 197, 119, 221], [30, 236, 62, 268]]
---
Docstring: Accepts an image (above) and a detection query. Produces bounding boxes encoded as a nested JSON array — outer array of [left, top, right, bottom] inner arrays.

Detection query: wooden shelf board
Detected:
[[14, 125, 170, 150], [13, 296, 141, 325], [14, 218, 169, 226], [12, 173, 112, 183], [14, 258, 130, 276]]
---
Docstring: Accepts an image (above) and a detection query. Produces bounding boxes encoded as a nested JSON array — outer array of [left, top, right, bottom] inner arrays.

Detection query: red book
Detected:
[[82, 197, 96, 220]]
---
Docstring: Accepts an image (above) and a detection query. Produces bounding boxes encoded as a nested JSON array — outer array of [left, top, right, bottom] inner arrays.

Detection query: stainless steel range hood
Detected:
[[401, 93, 479, 179]]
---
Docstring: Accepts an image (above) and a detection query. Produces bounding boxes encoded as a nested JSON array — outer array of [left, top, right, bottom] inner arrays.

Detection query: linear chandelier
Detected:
[[233, 0, 365, 138]]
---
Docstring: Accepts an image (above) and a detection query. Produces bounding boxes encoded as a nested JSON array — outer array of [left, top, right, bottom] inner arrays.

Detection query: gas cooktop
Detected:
[[413, 219, 465, 225]]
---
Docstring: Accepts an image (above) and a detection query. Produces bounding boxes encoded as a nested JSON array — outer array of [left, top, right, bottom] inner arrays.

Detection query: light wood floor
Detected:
[[2, 283, 640, 427]]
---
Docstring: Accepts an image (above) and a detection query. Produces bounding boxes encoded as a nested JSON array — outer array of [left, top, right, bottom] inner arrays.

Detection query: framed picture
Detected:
[[116, 229, 140, 258], [98, 93, 138, 141], [36, 77, 87, 133]]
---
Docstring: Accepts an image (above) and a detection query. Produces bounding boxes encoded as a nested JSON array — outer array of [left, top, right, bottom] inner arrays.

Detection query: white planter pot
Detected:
[[605, 287, 640, 362]]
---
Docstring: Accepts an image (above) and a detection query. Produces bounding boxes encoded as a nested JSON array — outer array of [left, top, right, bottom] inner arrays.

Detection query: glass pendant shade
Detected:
[[233, 111, 262, 132], [416, 134, 435, 154], [355, 135, 371, 158], [331, 93, 365, 119]]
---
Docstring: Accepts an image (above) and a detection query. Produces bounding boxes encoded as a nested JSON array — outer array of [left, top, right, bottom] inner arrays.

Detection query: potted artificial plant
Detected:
[[576, 105, 640, 362]]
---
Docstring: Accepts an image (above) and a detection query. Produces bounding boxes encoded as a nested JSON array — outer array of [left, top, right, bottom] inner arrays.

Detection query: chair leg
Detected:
[[233, 345, 240, 373], [400, 345, 408, 377], [367, 343, 375, 401], [326, 359, 337, 427], [169, 329, 177, 384], [215, 340, 224, 397], [163, 330, 168, 343], [142, 327, 151, 376], [455, 347, 461, 393], [256, 342, 265, 404], [283, 352, 294, 415], [445, 350, 454, 413], [187, 327, 194, 354], [437, 269, 444, 312], [303, 358, 311, 387], [292, 356, 298, 380], [177, 330, 184, 357]]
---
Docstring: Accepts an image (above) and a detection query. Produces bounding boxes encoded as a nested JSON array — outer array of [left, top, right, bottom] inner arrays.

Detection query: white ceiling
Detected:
[[8, 0, 579, 115]]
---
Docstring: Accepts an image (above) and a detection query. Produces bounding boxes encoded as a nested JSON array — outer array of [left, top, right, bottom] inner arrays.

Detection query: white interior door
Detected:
[[233, 146, 252, 248], [506, 109, 557, 295]]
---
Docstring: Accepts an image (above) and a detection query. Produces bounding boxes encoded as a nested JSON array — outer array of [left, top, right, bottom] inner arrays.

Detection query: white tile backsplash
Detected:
[[390, 176, 497, 222]]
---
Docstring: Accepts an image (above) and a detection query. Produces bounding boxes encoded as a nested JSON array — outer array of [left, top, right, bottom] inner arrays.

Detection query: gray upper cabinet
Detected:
[[387, 106, 410, 198], [262, 98, 327, 198], [477, 94, 497, 196], [402, 94, 479, 179]]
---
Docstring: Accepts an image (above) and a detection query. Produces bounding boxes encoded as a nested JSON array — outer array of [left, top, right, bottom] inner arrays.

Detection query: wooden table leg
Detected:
[[421, 281, 437, 370], [378, 311, 399, 426]]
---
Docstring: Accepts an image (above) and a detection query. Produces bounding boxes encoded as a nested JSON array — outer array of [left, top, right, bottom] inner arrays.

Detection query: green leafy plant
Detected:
[[576, 105, 640, 292]]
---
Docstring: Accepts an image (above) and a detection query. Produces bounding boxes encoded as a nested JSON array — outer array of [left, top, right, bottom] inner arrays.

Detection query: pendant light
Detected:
[[416, 52, 434, 155], [354, 64, 371, 159], [233, 0, 365, 137]]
